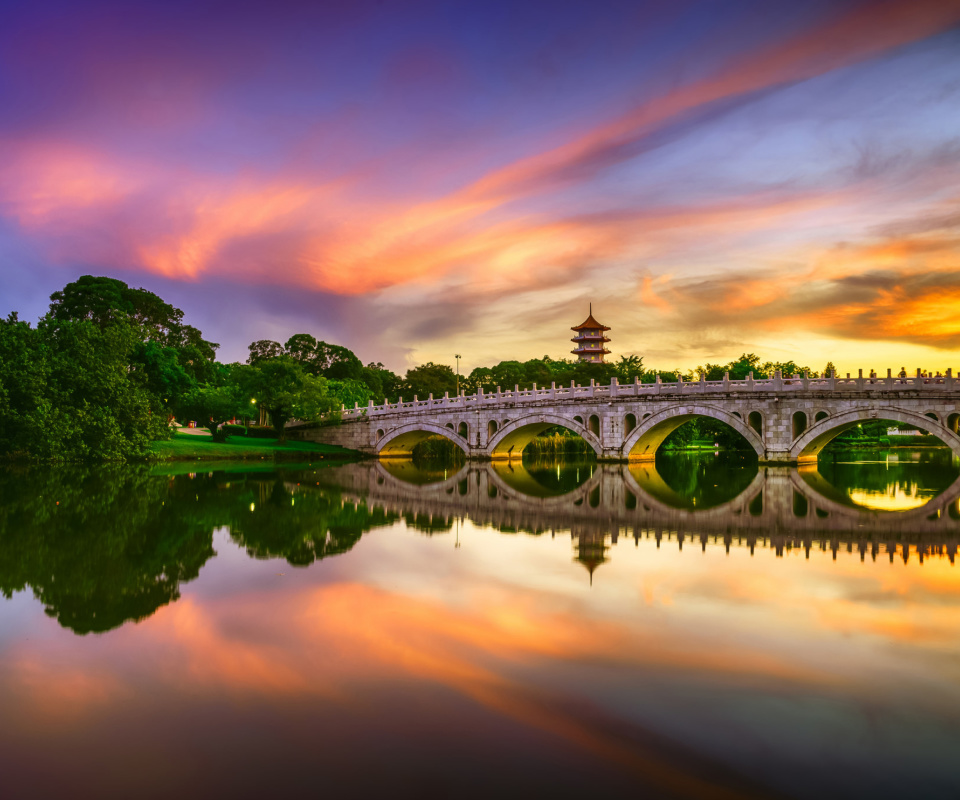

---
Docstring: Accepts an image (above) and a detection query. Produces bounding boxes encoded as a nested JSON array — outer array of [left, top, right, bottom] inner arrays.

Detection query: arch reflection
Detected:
[[333, 459, 960, 574], [805, 449, 960, 512], [491, 458, 595, 498], [629, 452, 758, 510]]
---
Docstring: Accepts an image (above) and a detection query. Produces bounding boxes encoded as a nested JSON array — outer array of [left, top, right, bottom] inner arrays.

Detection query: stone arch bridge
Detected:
[[290, 370, 960, 465]]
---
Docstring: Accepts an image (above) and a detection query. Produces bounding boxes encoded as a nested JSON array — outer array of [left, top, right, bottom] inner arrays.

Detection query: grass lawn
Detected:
[[149, 431, 359, 461]]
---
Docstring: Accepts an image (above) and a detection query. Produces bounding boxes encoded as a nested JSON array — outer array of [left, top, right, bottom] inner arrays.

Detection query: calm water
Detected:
[[2, 450, 960, 799]]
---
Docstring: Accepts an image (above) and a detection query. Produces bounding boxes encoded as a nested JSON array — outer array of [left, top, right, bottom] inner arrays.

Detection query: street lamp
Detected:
[[455, 354, 461, 395]]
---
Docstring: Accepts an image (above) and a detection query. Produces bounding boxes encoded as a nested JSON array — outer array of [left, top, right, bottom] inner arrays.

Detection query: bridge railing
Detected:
[[333, 369, 958, 420]]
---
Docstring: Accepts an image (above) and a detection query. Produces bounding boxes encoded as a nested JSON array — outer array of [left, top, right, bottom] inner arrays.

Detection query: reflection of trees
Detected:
[[650, 451, 758, 510], [401, 512, 454, 535], [228, 478, 398, 565], [494, 458, 594, 498], [814, 449, 959, 507], [0, 466, 219, 634], [0, 466, 399, 634]]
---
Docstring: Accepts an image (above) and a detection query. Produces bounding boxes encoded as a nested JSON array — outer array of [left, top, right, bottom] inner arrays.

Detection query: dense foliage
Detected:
[[0, 273, 908, 462]]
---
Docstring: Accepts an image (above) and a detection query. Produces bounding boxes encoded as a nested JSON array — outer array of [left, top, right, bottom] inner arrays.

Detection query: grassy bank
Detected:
[[149, 432, 359, 462]]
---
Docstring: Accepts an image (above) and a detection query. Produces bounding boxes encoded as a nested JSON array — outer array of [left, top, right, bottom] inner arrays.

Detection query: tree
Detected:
[[293, 374, 340, 421], [47, 275, 218, 356], [615, 354, 644, 383], [314, 341, 363, 380], [247, 339, 284, 364], [404, 362, 457, 398], [180, 383, 246, 441], [726, 353, 761, 380], [45, 276, 218, 420], [249, 357, 306, 440], [328, 379, 374, 411], [363, 362, 402, 403]]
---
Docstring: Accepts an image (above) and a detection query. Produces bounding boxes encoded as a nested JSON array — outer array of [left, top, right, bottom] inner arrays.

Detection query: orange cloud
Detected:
[[3, 0, 958, 300]]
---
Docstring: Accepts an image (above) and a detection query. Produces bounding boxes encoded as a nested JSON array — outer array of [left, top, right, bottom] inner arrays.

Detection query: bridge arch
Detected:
[[622, 405, 765, 460], [791, 407, 960, 463], [484, 413, 603, 459], [376, 421, 469, 458]]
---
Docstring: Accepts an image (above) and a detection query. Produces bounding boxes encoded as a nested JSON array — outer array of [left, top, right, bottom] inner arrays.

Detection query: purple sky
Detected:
[[2, 0, 960, 372]]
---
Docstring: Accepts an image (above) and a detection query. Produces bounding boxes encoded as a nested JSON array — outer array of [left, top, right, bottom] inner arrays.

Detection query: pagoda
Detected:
[[570, 304, 611, 363]]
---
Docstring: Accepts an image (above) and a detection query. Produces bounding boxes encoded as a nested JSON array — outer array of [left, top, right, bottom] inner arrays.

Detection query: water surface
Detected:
[[1, 451, 959, 799]]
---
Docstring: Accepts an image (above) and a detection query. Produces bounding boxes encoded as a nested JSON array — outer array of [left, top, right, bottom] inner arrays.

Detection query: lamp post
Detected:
[[455, 354, 461, 395]]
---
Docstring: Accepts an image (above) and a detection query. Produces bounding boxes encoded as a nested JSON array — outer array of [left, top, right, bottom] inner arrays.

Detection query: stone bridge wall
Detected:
[[290, 372, 960, 464]]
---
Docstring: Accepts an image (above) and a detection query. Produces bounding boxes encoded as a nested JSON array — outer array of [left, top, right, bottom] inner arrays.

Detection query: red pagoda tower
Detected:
[[571, 304, 611, 363]]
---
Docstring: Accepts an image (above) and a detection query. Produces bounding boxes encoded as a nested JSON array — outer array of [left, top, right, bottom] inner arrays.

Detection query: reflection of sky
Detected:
[[847, 483, 931, 511], [2, 521, 959, 798], [1, 1, 960, 372]]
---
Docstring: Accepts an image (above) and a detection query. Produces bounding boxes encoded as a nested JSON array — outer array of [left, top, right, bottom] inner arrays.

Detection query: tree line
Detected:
[[1, 275, 828, 461]]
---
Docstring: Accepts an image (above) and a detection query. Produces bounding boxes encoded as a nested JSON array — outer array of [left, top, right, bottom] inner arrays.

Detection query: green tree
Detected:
[[293, 373, 340, 421], [180, 383, 247, 441], [47, 275, 218, 359], [404, 362, 457, 398], [250, 357, 306, 441], [614, 354, 644, 383], [0, 313, 50, 456], [328, 378, 374, 411], [247, 339, 285, 364], [314, 341, 363, 380]]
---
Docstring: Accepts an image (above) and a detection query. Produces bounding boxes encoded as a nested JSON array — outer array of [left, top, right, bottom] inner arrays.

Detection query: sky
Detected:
[[1, 0, 960, 374]]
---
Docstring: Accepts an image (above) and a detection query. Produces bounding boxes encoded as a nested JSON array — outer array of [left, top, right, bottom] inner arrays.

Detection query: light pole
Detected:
[[455, 354, 461, 395]]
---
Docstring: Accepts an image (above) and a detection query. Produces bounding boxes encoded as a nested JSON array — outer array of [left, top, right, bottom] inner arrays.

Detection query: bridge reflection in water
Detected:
[[319, 458, 960, 574]]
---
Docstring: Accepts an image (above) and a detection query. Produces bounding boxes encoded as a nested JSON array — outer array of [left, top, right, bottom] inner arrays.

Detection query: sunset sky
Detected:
[[2, 0, 960, 373]]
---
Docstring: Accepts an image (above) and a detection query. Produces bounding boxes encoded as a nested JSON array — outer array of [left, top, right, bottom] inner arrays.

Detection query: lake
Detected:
[[1, 450, 959, 799]]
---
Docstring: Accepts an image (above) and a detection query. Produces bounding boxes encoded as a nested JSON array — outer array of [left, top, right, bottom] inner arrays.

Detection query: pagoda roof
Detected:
[[571, 304, 610, 332]]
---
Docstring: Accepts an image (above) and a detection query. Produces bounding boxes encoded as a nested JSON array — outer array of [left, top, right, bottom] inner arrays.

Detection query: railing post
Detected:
[[551, 381, 556, 399], [723, 371, 730, 391], [589, 378, 595, 398], [610, 376, 618, 398], [747, 371, 754, 390]]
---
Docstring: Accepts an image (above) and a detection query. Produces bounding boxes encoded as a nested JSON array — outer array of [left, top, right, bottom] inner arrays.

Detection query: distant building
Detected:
[[571, 304, 611, 363]]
